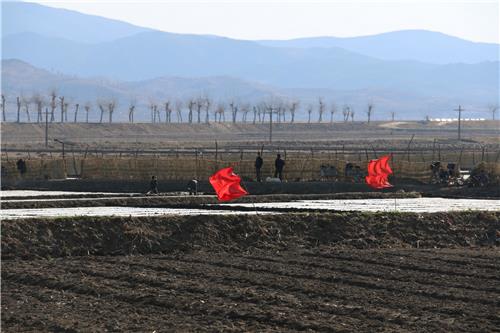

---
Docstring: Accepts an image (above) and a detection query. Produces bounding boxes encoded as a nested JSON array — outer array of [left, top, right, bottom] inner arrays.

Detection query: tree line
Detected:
[[3, 91, 497, 124]]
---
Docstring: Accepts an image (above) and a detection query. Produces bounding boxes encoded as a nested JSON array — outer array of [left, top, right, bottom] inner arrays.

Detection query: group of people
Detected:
[[146, 153, 286, 194], [255, 153, 285, 182]]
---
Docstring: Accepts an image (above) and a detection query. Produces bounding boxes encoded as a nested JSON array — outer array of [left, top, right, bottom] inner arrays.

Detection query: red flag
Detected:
[[209, 167, 249, 201], [365, 155, 393, 189]]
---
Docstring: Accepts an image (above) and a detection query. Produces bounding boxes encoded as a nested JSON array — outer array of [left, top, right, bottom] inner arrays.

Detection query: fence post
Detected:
[[215, 141, 218, 161], [406, 134, 415, 162], [431, 139, 436, 160], [195, 148, 198, 179]]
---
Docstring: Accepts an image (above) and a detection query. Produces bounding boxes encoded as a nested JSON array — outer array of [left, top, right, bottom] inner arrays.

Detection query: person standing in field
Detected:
[[147, 175, 159, 194], [274, 154, 285, 181], [187, 179, 198, 195], [255, 152, 263, 182]]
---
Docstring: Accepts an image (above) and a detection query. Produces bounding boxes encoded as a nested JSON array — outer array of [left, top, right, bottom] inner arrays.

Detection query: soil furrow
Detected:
[[237, 254, 500, 294]]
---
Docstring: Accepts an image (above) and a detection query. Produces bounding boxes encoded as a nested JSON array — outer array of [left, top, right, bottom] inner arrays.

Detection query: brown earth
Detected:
[[2, 212, 499, 332], [2, 122, 499, 151], [2, 212, 499, 260], [2, 248, 499, 332]]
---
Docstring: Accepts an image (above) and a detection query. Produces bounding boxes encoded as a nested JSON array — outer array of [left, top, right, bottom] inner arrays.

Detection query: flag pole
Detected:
[[231, 161, 257, 214]]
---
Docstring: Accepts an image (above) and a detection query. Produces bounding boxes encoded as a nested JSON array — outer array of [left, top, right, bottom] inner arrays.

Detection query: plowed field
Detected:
[[2, 212, 499, 332], [3, 248, 499, 332]]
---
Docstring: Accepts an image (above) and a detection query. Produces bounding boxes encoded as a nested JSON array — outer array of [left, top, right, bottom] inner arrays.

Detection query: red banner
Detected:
[[209, 167, 249, 201], [366, 155, 393, 189]]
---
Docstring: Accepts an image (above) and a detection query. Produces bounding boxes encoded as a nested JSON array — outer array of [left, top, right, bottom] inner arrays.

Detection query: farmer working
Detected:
[[255, 152, 263, 182], [147, 175, 158, 194], [274, 154, 285, 181]]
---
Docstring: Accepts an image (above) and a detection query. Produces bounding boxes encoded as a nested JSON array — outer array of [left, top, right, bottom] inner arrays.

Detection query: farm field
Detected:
[[2, 248, 499, 332], [2, 211, 499, 332]]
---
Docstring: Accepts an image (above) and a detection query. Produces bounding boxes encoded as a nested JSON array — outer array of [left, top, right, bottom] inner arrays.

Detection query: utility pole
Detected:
[[454, 105, 464, 141], [54, 139, 65, 158], [269, 107, 273, 143], [45, 107, 49, 147]]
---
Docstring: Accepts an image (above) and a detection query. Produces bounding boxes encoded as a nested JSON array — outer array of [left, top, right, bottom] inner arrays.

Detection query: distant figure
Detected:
[[16, 159, 27, 175], [255, 152, 263, 182], [274, 154, 285, 181], [187, 179, 198, 195], [430, 161, 441, 184], [147, 175, 158, 194]]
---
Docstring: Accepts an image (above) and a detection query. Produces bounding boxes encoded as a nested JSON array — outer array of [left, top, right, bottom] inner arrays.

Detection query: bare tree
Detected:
[[73, 103, 79, 123], [22, 96, 31, 122], [318, 98, 325, 123], [204, 97, 211, 124], [164, 100, 171, 123], [307, 104, 313, 124], [187, 99, 195, 123], [108, 100, 116, 123], [342, 105, 350, 123], [59, 96, 65, 123], [195, 98, 204, 123], [84, 102, 91, 123], [129, 100, 136, 123], [1, 94, 6, 122], [98, 102, 106, 123], [216, 103, 226, 123], [49, 90, 57, 122], [33, 94, 44, 123], [489, 104, 499, 120], [256, 103, 265, 123], [289, 101, 299, 123], [149, 100, 161, 123], [350, 109, 355, 122], [367, 102, 374, 124], [151, 103, 160, 123], [229, 101, 238, 123], [252, 106, 258, 124], [241, 103, 250, 123], [64, 102, 69, 122], [175, 100, 183, 123], [16, 96, 21, 123], [329, 103, 337, 123], [277, 103, 286, 123], [391, 111, 395, 122]]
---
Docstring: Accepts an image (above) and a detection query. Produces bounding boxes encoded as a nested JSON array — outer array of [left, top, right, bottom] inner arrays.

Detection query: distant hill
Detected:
[[1, 1, 149, 43], [1, 3, 498, 121], [258, 30, 500, 64], [2, 59, 495, 122], [3, 31, 498, 98], [3, 3, 498, 64]]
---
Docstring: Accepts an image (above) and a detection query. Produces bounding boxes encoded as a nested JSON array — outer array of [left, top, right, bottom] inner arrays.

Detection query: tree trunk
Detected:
[[16, 97, 21, 123], [74, 104, 79, 123]]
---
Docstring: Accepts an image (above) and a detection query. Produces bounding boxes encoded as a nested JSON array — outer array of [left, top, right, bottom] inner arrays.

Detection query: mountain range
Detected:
[[1, 1, 499, 121]]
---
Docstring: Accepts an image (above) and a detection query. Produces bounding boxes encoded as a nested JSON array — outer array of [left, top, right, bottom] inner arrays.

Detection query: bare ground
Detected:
[[2, 208, 499, 332], [2, 248, 499, 332]]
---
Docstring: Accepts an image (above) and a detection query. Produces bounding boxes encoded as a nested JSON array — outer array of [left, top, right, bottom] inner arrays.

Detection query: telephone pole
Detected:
[[454, 105, 464, 141], [45, 107, 49, 147], [269, 107, 273, 143]]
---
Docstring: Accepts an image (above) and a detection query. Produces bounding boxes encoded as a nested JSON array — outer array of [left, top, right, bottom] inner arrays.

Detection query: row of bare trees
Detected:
[[3, 92, 498, 124], [0, 93, 383, 124]]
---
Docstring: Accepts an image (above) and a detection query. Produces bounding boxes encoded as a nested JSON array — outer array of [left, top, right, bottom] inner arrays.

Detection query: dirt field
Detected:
[[2, 206, 499, 332], [3, 248, 499, 332], [2, 121, 499, 151]]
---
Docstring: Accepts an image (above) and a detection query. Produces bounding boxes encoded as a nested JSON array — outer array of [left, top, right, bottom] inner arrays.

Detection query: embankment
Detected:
[[3, 211, 498, 260]]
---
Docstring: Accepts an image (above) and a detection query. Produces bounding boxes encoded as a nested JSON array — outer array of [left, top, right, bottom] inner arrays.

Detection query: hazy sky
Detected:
[[24, 0, 500, 43]]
